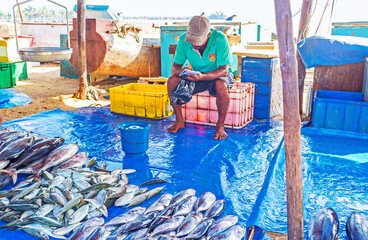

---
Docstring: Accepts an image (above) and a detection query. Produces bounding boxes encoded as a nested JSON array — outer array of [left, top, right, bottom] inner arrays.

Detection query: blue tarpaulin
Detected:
[[1, 107, 368, 239], [297, 35, 368, 68], [248, 127, 368, 239], [0, 107, 283, 240], [0, 89, 32, 108]]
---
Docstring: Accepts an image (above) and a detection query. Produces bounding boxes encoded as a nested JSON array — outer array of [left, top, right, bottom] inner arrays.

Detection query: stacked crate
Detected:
[[182, 82, 255, 129]]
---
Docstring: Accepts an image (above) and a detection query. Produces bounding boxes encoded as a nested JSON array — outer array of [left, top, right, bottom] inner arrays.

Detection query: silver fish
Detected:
[[105, 206, 146, 226], [69, 204, 89, 225], [186, 218, 215, 239], [151, 215, 184, 236], [346, 211, 368, 240], [68, 217, 104, 240], [308, 208, 339, 240], [209, 225, 246, 240], [203, 200, 225, 219], [39, 143, 79, 173], [176, 214, 203, 237], [174, 195, 197, 216], [194, 192, 216, 213], [170, 188, 196, 206], [207, 215, 238, 239]]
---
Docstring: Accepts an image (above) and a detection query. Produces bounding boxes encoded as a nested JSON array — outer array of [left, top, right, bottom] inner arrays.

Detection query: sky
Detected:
[[2, 0, 368, 35]]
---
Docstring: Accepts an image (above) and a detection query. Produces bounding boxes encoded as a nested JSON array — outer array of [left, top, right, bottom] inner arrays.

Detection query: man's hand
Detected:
[[186, 72, 205, 81]]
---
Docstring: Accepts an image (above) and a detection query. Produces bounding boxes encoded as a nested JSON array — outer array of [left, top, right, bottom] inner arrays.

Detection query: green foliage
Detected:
[[19, 6, 76, 22]]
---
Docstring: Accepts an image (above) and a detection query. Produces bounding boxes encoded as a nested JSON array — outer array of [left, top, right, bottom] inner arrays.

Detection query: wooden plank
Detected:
[[274, 0, 303, 239], [313, 61, 365, 93], [77, 0, 88, 100], [297, 0, 314, 114], [232, 50, 278, 59]]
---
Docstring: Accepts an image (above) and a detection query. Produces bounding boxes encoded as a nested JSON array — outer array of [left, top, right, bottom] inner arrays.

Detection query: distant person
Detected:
[[167, 15, 234, 140]]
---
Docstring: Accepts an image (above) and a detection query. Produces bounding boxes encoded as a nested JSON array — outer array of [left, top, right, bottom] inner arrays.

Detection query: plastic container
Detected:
[[0, 63, 16, 88], [241, 57, 283, 119], [109, 83, 173, 119], [312, 90, 368, 133], [182, 82, 255, 129], [119, 121, 151, 156]]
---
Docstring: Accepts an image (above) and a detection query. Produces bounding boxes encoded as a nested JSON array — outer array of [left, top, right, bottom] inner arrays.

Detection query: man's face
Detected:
[[191, 33, 210, 50]]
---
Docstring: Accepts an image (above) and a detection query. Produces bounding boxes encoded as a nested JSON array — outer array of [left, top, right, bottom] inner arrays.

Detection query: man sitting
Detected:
[[167, 15, 235, 140]]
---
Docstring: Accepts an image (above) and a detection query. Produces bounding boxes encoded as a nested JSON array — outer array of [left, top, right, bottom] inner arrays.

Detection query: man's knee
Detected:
[[215, 81, 229, 96], [167, 74, 180, 93]]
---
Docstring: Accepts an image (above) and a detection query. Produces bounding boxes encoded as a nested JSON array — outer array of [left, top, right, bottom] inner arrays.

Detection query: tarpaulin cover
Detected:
[[248, 127, 368, 239], [297, 35, 368, 68], [0, 89, 32, 108], [0, 107, 284, 240], [1, 107, 367, 239]]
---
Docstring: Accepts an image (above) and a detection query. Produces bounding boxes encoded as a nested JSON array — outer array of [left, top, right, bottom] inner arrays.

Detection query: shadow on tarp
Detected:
[[0, 89, 32, 108], [0, 107, 284, 240], [248, 127, 368, 239]]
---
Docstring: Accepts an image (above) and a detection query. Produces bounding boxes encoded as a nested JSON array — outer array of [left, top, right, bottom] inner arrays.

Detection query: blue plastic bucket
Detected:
[[118, 121, 151, 156]]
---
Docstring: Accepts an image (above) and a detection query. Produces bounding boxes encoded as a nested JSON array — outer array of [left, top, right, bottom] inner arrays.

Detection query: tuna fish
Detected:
[[68, 217, 104, 240], [307, 208, 339, 240], [194, 192, 216, 213], [105, 206, 146, 226], [170, 189, 196, 206], [186, 218, 214, 239], [346, 212, 368, 240], [209, 225, 246, 240], [203, 200, 225, 219], [176, 214, 203, 237], [10, 137, 64, 169], [39, 143, 79, 173], [0, 136, 34, 160], [173, 195, 197, 216], [207, 215, 238, 239], [53, 152, 89, 171]]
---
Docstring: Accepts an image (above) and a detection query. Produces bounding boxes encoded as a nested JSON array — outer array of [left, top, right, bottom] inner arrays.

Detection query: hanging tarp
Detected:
[[297, 35, 368, 68]]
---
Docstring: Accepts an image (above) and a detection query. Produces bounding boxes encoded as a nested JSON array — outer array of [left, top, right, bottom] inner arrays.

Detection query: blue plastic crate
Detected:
[[312, 90, 368, 133], [241, 57, 283, 119]]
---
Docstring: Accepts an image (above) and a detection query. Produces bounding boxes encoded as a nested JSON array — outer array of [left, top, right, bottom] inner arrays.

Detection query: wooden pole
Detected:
[[77, 0, 88, 100], [297, 0, 314, 114], [15, 0, 24, 22], [273, 0, 303, 239]]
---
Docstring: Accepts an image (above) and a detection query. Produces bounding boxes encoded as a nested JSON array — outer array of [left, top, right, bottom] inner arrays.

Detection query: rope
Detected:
[[315, 0, 331, 35]]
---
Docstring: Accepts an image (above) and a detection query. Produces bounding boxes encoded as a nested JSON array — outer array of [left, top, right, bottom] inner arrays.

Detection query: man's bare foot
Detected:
[[168, 121, 185, 133], [214, 126, 227, 140]]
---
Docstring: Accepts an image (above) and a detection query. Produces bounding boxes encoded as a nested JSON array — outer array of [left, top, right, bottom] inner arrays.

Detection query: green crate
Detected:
[[0, 63, 16, 88], [13, 61, 28, 81]]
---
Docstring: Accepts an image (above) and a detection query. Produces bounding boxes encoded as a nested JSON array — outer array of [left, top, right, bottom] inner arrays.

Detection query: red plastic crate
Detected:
[[182, 82, 255, 129]]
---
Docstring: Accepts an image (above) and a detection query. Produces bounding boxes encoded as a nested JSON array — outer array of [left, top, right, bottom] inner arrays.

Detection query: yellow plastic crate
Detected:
[[109, 83, 173, 119]]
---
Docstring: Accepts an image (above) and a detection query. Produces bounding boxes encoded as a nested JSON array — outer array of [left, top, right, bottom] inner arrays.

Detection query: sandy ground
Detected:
[[1, 63, 134, 122]]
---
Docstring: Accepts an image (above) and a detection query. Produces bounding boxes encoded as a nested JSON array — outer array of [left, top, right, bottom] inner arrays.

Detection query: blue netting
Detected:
[[0, 89, 32, 108], [0, 107, 283, 240]]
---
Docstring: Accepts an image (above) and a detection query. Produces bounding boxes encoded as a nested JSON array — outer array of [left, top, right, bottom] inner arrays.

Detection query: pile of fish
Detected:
[[0, 129, 246, 240], [0, 130, 71, 189], [0, 129, 166, 239], [308, 208, 368, 240], [0, 159, 165, 239], [79, 189, 247, 240]]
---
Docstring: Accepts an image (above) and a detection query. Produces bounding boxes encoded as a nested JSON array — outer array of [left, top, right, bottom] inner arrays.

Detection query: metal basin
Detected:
[[18, 47, 73, 62]]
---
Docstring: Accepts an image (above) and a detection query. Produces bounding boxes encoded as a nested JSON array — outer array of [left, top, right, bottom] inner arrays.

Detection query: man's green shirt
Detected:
[[173, 29, 233, 75]]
